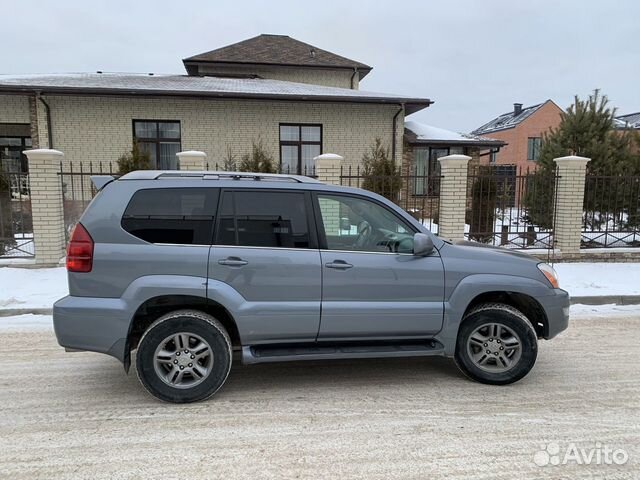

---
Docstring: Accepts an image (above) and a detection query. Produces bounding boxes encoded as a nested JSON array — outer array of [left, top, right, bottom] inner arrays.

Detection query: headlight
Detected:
[[537, 263, 559, 289]]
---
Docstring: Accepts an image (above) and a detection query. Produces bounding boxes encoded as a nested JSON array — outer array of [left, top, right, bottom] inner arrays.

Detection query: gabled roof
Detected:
[[405, 121, 504, 148], [0, 73, 432, 114], [615, 112, 640, 129], [472, 100, 558, 135], [183, 34, 372, 79]]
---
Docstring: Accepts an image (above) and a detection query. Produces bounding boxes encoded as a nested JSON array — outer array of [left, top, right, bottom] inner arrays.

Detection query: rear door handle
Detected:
[[325, 260, 353, 270], [218, 257, 248, 267]]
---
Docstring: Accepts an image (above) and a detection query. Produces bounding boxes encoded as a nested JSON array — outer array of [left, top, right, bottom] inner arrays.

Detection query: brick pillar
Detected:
[[553, 155, 590, 255], [177, 150, 207, 171], [314, 153, 343, 186], [24, 149, 66, 265], [437, 154, 471, 242]]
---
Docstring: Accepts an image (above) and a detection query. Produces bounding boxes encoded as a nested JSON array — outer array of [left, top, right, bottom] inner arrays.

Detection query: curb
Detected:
[[0, 296, 639, 318], [570, 295, 640, 306]]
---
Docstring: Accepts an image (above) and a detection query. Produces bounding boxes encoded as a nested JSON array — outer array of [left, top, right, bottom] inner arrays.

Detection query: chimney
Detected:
[[514, 103, 523, 116]]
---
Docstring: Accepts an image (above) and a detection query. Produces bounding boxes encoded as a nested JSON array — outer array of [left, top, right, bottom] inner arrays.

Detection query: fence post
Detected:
[[314, 153, 343, 185], [437, 154, 471, 242], [553, 155, 590, 256], [177, 150, 207, 171], [23, 148, 66, 265]]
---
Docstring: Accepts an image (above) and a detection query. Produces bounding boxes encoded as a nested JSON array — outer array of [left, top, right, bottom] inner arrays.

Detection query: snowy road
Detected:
[[1, 313, 639, 479]]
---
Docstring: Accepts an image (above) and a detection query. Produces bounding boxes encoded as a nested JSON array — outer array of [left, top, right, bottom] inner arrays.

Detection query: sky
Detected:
[[4, 0, 639, 132]]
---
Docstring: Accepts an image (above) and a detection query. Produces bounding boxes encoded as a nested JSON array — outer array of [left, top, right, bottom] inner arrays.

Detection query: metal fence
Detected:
[[339, 165, 441, 232], [464, 166, 559, 249], [58, 162, 119, 240], [582, 172, 640, 248], [0, 171, 33, 258]]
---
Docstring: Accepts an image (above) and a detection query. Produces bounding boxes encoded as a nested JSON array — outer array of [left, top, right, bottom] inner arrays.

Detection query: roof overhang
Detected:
[[0, 85, 432, 114], [183, 59, 373, 80]]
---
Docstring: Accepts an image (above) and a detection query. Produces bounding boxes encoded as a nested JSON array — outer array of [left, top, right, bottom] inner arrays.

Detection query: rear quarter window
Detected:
[[121, 188, 219, 245]]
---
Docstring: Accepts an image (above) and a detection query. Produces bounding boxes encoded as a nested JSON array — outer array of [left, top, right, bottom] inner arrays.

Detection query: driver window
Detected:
[[317, 194, 414, 253]]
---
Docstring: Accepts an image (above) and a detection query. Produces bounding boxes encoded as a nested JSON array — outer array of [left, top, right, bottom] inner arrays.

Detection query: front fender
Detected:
[[436, 273, 553, 356]]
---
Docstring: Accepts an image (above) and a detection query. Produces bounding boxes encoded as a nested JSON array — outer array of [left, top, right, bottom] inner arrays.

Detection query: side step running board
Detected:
[[242, 341, 444, 364]]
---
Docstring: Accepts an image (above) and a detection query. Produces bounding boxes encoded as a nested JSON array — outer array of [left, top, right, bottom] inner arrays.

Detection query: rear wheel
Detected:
[[455, 303, 538, 385], [135, 310, 232, 403]]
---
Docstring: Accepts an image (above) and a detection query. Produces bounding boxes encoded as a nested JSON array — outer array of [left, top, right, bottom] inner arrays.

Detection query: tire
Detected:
[[135, 309, 232, 403], [454, 303, 538, 385]]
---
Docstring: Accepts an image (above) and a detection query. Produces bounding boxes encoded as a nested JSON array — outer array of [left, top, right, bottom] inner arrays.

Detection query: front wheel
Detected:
[[455, 303, 538, 385], [135, 310, 232, 403]]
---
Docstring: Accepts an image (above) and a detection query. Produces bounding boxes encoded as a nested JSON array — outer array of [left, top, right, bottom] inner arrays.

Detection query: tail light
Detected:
[[67, 223, 94, 273]]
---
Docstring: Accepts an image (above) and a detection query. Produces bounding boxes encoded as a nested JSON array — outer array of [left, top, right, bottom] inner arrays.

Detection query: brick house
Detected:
[[472, 100, 563, 172], [0, 34, 432, 175]]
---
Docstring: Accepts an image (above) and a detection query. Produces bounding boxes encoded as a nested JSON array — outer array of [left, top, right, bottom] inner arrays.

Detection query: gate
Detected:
[[0, 171, 34, 258]]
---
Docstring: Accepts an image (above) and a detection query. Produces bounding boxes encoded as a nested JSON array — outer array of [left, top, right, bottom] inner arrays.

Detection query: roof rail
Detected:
[[118, 170, 321, 184]]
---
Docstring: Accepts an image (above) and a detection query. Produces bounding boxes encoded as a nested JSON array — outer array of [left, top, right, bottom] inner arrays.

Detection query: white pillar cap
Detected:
[[554, 155, 590, 166], [23, 148, 64, 158], [176, 150, 207, 158], [314, 153, 343, 162], [438, 154, 471, 166]]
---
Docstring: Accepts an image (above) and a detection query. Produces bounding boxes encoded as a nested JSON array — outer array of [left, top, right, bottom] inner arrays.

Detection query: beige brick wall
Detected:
[[0, 94, 30, 123], [197, 65, 358, 89], [36, 95, 403, 171]]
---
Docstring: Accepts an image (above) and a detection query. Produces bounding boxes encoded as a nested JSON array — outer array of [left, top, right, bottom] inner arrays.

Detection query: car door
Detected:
[[314, 192, 444, 341], [208, 189, 322, 344]]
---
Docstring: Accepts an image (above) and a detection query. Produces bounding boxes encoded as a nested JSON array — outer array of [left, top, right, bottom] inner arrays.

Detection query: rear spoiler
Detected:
[[91, 175, 115, 191]]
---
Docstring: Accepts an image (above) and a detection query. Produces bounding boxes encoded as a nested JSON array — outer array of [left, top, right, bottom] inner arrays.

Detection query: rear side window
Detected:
[[122, 188, 219, 244], [216, 191, 311, 248]]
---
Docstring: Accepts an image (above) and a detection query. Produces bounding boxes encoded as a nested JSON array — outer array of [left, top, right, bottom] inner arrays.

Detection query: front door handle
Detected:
[[325, 260, 353, 270], [218, 256, 248, 267]]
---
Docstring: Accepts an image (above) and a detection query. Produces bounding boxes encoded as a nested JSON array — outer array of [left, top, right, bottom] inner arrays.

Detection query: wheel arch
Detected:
[[124, 294, 241, 372]]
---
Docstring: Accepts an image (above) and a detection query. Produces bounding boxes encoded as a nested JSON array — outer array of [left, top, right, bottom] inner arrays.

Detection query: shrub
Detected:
[[238, 139, 276, 173], [467, 167, 498, 243], [117, 141, 151, 175]]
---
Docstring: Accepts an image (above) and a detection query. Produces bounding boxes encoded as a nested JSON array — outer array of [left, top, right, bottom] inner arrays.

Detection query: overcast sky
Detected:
[[5, 0, 639, 132]]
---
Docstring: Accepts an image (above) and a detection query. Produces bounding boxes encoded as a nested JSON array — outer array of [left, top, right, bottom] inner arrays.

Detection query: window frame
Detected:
[[212, 188, 319, 250], [311, 191, 418, 254], [527, 137, 542, 161], [413, 146, 447, 197], [132, 119, 182, 170], [279, 123, 323, 175], [0, 134, 32, 172]]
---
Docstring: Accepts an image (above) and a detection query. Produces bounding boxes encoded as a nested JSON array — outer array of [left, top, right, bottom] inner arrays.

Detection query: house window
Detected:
[[280, 124, 322, 175], [414, 147, 446, 195], [133, 120, 181, 169], [527, 137, 542, 161], [0, 136, 32, 172], [489, 150, 497, 164]]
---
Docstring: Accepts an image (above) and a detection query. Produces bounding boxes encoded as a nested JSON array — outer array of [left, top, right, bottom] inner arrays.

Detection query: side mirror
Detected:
[[413, 233, 434, 256], [340, 217, 351, 230]]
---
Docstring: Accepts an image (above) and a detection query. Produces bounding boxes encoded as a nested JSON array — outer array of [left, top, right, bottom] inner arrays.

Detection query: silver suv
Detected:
[[54, 171, 569, 403]]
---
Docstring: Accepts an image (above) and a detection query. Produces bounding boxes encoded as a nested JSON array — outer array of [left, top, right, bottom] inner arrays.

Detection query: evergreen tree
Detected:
[[523, 90, 640, 229], [361, 138, 402, 202]]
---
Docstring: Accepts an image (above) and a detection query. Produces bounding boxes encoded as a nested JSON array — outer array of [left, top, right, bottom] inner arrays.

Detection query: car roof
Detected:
[[118, 170, 321, 184]]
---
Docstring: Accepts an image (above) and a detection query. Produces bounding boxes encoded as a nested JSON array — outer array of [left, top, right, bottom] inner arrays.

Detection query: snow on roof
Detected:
[[615, 112, 640, 129], [405, 121, 504, 146], [0, 73, 431, 114]]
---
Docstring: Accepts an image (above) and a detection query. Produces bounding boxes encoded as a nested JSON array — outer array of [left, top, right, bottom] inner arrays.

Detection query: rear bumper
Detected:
[[539, 289, 570, 339], [53, 295, 131, 363]]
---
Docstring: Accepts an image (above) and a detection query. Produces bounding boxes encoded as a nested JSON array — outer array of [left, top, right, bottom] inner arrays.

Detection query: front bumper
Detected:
[[53, 295, 131, 363], [538, 288, 570, 339]]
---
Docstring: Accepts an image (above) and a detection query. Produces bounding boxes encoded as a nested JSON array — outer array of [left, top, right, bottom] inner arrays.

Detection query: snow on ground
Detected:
[[0, 314, 53, 331], [569, 304, 640, 318], [554, 263, 640, 296], [0, 262, 639, 311], [0, 267, 67, 309]]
